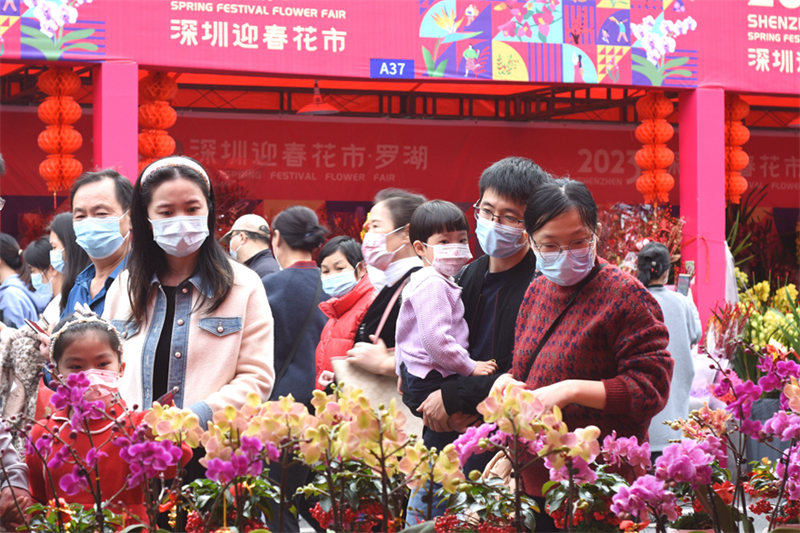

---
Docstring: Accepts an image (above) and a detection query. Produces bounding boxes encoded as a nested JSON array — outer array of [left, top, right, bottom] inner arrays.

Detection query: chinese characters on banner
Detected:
[[745, 0, 800, 75]]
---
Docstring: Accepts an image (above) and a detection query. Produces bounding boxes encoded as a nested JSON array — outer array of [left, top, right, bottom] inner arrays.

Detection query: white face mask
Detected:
[[150, 215, 209, 257], [424, 243, 473, 278]]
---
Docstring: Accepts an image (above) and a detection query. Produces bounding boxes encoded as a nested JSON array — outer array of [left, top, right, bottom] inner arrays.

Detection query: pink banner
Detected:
[[0, 1, 797, 93], [2, 108, 798, 209]]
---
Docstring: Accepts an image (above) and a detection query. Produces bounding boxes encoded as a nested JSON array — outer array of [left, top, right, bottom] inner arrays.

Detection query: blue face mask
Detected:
[[50, 248, 65, 273], [532, 241, 596, 287], [31, 272, 48, 292], [73, 214, 127, 259], [322, 269, 358, 298], [475, 217, 526, 258]]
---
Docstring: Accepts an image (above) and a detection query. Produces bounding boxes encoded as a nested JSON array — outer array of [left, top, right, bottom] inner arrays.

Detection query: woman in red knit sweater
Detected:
[[496, 179, 673, 529]]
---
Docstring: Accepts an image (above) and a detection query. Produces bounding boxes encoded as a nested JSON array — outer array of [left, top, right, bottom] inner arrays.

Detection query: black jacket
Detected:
[[439, 250, 537, 414], [245, 249, 280, 278]]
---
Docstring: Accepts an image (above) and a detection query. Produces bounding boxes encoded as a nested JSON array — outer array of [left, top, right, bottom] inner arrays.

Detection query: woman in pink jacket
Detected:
[[314, 236, 376, 389], [103, 156, 275, 429]]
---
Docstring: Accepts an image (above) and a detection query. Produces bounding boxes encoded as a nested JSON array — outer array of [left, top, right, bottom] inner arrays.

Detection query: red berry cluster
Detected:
[[310, 500, 391, 532], [434, 511, 463, 533], [184, 510, 265, 532], [185, 511, 203, 533], [749, 499, 774, 515], [775, 500, 800, 524]]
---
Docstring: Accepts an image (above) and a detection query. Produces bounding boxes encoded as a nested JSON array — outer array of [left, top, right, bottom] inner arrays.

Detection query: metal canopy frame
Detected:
[[1, 65, 797, 128]]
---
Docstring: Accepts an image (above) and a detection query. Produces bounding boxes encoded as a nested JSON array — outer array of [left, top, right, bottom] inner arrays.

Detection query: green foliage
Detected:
[[448, 475, 539, 531]]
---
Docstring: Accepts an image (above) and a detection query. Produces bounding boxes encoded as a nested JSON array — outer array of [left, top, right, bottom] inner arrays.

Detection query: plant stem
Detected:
[[564, 460, 575, 533], [769, 439, 796, 530]]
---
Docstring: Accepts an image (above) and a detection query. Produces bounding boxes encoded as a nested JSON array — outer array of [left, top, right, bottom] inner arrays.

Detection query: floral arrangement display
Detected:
[[597, 203, 685, 268], [2, 379, 465, 533]]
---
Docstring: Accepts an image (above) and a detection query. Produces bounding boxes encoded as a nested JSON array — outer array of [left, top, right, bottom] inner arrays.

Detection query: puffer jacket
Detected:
[[314, 275, 377, 389]]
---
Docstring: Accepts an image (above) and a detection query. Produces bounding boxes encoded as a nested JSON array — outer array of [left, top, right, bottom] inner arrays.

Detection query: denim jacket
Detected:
[[102, 259, 275, 427]]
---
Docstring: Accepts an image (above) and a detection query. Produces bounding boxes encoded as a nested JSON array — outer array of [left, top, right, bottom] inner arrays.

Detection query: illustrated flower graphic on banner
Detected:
[[631, 14, 697, 86], [495, 0, 562, 43], [21, 0, 97, 60], [419, 0, 481, 77]]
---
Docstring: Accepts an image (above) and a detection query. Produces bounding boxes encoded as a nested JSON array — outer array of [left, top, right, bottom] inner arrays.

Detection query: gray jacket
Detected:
[[647, 286, 702, 452]]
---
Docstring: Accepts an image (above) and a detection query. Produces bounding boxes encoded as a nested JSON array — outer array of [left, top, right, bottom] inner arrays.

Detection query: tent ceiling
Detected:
[[2, 63, 798, 128]]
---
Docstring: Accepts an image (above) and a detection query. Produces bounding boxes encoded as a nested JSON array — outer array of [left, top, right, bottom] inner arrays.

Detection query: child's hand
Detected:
[[471, 359, 497, 376]]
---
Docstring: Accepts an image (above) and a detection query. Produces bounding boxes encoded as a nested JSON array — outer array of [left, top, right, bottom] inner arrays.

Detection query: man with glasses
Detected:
[[406, 156, 551, 524]]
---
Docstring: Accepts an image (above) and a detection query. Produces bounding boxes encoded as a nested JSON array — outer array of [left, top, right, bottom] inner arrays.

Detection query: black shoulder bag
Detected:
[[518, 264, 605, 380]]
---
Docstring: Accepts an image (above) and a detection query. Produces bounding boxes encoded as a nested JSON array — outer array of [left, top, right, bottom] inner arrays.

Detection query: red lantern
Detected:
[[635, 144, 674, 170], [725, 95, 750, 121], [725, 121, 751, 146], [38, 96, 82, 125], [726, 147, 750, 172], [140, 72, 178, 102], [636, 91, 673, 120], [726, 172, 748, 204], [636, 171, 657, 204], [653, 171, 675, 203], [138, 101, 177, 130], [38, 126, 83, 154], [138, 129, 176, 159], [39, 154, 83, 192], [38, 68, 81, 96], [635, 119, 674, 145]]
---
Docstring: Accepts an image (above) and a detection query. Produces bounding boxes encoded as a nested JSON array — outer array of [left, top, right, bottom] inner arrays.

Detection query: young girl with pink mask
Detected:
[[396, 200, 497, 417], [25, 310, 187, 521]]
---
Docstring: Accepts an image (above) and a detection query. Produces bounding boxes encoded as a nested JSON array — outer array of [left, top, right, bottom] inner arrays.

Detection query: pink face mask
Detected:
[[424, 243, 473, 278], [83, 368, 120, 404], [361, 225, 407, 271]]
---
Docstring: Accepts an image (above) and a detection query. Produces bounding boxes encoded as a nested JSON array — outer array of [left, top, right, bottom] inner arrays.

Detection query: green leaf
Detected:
[[61, 28, 95, 42], [442, 31, 481, 43], [541, 480, 557, 495], [421, 45, 434, 71], [20, 24, 48, 37], [664, 68, 693, 78], [662, 55, 690, 69], [433, 58, 449, 76], [62, 42, 99, 52]]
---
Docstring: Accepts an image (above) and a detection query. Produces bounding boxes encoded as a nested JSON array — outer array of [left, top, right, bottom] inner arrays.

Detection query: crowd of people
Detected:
[[0, 153, 703, 532]]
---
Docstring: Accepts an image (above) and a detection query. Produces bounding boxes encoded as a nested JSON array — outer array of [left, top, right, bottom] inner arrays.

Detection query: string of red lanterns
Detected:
[[138, 72, 178, 175], [36, 67, 84, 205], [725, 95, 750, 204], [634, 91, 675, 205]]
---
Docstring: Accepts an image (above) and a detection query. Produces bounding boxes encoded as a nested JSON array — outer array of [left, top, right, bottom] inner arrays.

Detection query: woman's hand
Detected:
[[533, 379, 607, 411], [345, 335, 396, 376], [531, 380, 575, 410], [488, 373, 524, 396]]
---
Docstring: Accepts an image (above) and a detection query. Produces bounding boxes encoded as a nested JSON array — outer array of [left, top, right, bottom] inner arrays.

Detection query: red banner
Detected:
[[0, 1, 797, 94], [2, 108, 798, 210]]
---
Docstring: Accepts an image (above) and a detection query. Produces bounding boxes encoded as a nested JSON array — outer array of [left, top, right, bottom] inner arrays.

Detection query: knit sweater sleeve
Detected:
[[408, 275, 476, 376], [602, 280, 673, 421]]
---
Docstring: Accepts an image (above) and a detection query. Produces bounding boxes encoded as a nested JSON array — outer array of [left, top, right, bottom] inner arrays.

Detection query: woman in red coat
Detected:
[[315, 237, 377, 389]]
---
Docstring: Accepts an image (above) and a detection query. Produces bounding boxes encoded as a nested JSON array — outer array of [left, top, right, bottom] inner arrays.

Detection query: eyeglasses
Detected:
[[473, 203, 524, 228], [531, 235, 595, 264]]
